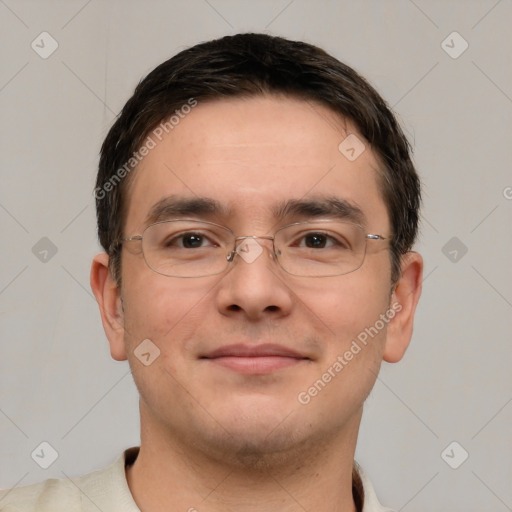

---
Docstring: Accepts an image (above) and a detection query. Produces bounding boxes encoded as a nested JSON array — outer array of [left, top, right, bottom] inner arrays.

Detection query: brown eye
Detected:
[[181, 234, 205, 248], [304, 233, 328, 248], [162, 232, 212, 249]]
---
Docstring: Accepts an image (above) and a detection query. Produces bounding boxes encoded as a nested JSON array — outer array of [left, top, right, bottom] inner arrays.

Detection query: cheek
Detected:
[[292, 269, 391, 343], [293, 276, 391, 415], [121, 260, 220, 354], [120, 279, 208, 407]]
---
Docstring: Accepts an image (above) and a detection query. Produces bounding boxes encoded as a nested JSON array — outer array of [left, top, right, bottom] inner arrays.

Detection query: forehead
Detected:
[[124, 95, 388, 232]]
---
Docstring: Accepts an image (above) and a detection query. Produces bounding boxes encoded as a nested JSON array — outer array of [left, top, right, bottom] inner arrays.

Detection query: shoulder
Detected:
[[357, 463, 396, 512], [0, 477, 80, 512], [0, 448, 140, 512]]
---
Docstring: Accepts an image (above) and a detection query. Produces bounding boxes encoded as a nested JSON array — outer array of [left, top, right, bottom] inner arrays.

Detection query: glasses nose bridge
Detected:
[[227, 234, 277, 263], [236, 235, 276, 250], [235, 234, 274, 242]]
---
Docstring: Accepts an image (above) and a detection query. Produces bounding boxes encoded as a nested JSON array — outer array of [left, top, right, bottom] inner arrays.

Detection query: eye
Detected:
[[301, 233, 332, 249], [181, 233, 209, 248], [164, 232, 216, 249], [297, 232, 348, 249]]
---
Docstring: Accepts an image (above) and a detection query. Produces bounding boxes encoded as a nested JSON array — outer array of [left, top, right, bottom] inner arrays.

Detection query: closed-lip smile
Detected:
[[200, 343, 310, 374]]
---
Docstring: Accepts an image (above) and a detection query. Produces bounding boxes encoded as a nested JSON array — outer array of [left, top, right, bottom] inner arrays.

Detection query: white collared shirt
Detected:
[[0, 447, 395, 511]]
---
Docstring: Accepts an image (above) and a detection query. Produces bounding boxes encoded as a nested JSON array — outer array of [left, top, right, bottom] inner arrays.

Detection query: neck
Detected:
[[126, 404, 363, 512]]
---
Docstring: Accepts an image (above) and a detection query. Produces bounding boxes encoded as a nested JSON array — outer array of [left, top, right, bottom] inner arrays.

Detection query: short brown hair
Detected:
[[96, 33, 421, 285]]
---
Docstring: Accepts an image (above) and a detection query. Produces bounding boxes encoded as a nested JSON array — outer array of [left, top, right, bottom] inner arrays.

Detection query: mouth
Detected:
[[200, 344, 310, 375]]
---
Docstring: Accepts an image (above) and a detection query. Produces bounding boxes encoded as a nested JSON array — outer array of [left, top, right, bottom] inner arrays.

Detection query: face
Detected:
[[99, 95, 413, 464]]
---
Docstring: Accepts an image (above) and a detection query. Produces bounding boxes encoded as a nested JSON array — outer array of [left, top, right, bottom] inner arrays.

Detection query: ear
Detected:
[[90, 253, 127, 361], [383, 251, 423, 363]]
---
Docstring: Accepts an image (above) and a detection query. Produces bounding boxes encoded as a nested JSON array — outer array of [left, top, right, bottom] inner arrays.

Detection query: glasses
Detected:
[[118, 219, 388, 278]]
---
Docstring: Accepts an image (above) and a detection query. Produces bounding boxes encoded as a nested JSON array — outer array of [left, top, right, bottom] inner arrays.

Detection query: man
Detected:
[[1, 33, 422, 511]]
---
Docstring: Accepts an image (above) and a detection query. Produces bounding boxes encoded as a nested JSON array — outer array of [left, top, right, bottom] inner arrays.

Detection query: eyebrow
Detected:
[[145, 196, 231, 225], [271, 196, 366, 226], [145, 195, 366, 227]]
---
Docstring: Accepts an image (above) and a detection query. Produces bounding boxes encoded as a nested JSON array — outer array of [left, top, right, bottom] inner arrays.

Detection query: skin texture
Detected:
[[91, 95, 423, 512]]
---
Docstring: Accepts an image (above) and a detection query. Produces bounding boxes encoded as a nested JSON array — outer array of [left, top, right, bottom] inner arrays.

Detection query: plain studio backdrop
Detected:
[[0, 1, 511, 511]]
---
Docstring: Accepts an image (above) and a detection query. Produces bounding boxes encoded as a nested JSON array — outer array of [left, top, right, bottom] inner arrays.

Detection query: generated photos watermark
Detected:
[[297, 301, 402, 405], [94, 98, 198, 200]]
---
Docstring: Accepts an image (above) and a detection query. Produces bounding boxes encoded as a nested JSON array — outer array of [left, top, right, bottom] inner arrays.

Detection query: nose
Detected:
[[215, 237, 293, 321]]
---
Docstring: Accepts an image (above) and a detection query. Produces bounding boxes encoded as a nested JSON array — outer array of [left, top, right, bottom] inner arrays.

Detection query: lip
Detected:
[[200, 344, 310, 375]]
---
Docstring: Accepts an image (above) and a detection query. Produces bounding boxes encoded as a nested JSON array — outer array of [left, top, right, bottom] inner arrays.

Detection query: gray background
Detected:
[[1, 0, 511, 510]]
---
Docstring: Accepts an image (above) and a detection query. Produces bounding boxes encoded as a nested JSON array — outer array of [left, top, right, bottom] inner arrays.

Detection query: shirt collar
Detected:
[[113, 447, 394, 512]]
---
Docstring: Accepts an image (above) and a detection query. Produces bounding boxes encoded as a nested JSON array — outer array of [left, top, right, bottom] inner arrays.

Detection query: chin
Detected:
[[192, 400, 321, 466], [204, 424, 306, 469]]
